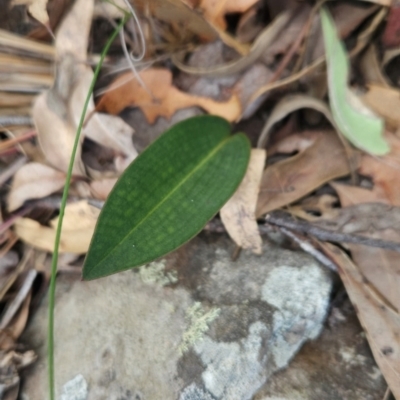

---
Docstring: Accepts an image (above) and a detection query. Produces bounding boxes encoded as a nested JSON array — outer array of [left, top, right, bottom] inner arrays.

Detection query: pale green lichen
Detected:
[[179, 303, 220, 355], [139, 260, 178, 286]]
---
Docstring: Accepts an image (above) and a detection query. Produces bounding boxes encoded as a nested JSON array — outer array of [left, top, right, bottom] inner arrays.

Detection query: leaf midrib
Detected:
[[86, 136, 231, 274]]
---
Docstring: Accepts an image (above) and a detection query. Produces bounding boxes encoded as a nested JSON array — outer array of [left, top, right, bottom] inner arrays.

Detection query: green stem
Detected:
[[48, 16, 128, 400]]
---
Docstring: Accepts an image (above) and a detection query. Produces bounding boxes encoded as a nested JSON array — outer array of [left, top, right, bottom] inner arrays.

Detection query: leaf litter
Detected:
[[1, 0, 400, 398]]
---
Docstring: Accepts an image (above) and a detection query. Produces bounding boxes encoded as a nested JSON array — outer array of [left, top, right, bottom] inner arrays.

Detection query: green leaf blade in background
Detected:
[[83, 115, 251, 280], [321, 6, 389, 156]]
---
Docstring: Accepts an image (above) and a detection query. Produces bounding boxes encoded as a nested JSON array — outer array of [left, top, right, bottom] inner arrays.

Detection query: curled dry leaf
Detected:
[[7, 162, 65, 212], [96, 69, 241, 123], [220, 148, 266, 254], [256, 131, 356, 217], [321, 243, 400, 399], [257, 94, 336, 148], [197, 0, 261, 29], [15, 201, 99, 253], [172, 10, 292, 77]]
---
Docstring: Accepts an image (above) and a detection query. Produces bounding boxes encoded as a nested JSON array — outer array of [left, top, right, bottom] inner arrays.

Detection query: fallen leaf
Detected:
[[33, 92, 85, 175], [321, 243, 400, 399], [69, 66, 137, 157], [321, 6, 389, 155], [198, 0, 261, 29], [256, 131, 356, 217], [359, 45, 390, 87], [288, 194, 339, 222], [361, 84, 400, 130], [331, 182, 389, 207], [11, 0, 49, 24], [15, 201, 99, 253], [358, 132, 400, 206], [96, 69, 241, 123], [32, 0, 95, 175], [382, 5, 400, 48], [147, 0, 217, 41], [55, 0, 93, 61], [7, 163, 65, 212], [86, 113, 137, 158], [173, 10, 292, 77], [317, 203, 400, 310], [220, 148, 266, 254]]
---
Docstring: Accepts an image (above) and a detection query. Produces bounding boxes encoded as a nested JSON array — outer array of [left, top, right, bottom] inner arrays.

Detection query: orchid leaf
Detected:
[[321, 6, 389, 155], [83, 115, 250, 280]]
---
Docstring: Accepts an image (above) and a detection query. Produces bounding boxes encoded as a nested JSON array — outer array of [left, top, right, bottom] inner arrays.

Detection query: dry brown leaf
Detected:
[[32, 0, 94, 176], [55, 0, 93, 61], [288, 194, 339, 221], [11, 0, 49, 24], [331, 182, 389, 207], [361, 84, 400, 130], [359, 132, 400, 206], [15, 201, 99, 253], [33, 92, 85, 175], [220, 148, 266, 254], [256, 131, 355, 217], [69, 67, 137, 157], [321, 243, 400, 399], [316, 203, 400, 312], [173, 10, 292, 78], [97, 69, 241, 123], [7, 162, 65, 212], [86, 113, 137, 157], [359, 45, 390, 88], [198, 0, 260, 29], [147, 0, 217, 41]]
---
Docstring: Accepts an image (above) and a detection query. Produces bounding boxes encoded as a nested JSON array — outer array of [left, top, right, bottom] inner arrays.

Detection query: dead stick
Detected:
[[265, 212, 400, 253]]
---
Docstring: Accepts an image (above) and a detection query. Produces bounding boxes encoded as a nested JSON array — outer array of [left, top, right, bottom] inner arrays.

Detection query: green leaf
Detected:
[[321, 6, 389, 155], [83, 115, 251, 280]]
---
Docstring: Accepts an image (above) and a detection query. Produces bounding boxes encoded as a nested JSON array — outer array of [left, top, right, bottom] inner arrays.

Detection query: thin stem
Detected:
[[47, 16, 128, 400]]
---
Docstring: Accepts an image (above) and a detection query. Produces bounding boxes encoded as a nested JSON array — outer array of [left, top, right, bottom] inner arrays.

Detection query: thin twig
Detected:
[[278, 226, 337, 272], [0, 269, 36, 329], [265, 211, 400, 253]]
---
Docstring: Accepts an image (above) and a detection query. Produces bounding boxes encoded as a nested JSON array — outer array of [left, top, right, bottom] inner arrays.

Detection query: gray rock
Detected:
[[21, 234, 333, 400]]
